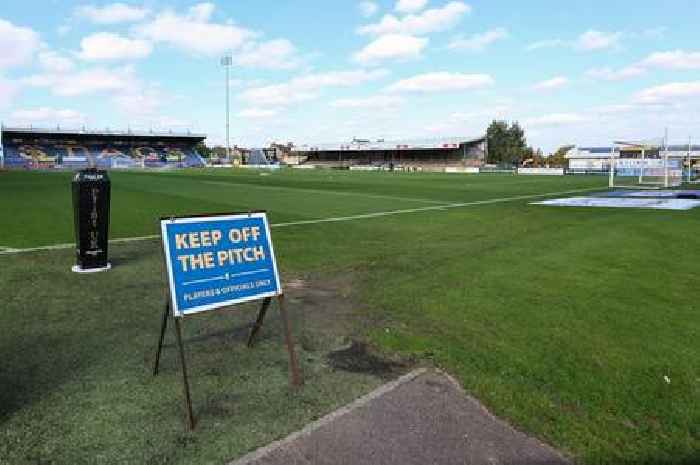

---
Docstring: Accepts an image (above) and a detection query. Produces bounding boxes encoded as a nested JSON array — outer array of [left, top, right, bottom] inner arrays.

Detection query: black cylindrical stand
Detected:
[[71, 168, 111, 273]]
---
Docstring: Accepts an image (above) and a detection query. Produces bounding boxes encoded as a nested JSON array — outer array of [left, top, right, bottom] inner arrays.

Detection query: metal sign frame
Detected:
[[153, 211, 301, 430]]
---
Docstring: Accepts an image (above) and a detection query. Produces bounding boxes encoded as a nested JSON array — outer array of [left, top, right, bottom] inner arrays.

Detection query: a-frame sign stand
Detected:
[[153, 212, 302, 430], [153, 294, 301, 430]]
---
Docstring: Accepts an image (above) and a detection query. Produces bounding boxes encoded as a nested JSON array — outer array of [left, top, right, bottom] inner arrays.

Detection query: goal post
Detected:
[[683, 151, 700, 184], [609, 155, 682, 189], [608, 140, 683, 190]]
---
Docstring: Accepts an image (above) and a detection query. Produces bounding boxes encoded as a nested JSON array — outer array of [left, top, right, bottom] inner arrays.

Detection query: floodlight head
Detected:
[[221, 55, 232, 67]]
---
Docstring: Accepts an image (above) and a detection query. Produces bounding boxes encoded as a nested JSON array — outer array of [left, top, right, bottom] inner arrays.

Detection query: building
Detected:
[[290, 136, 487, 171], [566, 143, 700, 174], [1, 126, 207, 169]]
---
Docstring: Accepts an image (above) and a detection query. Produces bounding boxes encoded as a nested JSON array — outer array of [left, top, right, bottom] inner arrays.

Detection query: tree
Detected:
[[195, 142, 213, 159], [547, 145, 574, 167], [486, 120, 529, 166]]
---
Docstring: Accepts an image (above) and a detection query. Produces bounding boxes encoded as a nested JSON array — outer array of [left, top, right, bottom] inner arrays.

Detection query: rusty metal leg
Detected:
[[247, 297, 272, 348], [278, 294, 302, 387], [173, 317, 195, 430], [153, 300, 170, 376]]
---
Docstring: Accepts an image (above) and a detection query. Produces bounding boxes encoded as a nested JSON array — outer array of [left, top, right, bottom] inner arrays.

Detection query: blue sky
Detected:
[[0, 1, 699, 151]]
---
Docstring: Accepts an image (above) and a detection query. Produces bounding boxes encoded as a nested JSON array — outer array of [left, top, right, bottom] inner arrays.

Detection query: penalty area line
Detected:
[[0, 186, 603, 256]]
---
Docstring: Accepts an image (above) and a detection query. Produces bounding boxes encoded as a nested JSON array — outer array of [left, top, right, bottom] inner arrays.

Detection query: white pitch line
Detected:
[[0, 186, 603, 256], [270, 186, 603, 228]]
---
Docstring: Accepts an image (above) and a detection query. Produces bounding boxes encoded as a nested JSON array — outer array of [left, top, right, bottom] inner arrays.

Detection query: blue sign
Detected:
[[160, 212, 281, 316]]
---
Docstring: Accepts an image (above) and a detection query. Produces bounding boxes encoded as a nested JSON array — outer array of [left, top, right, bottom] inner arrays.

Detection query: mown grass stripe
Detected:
[[0, 186, 603, 256], [201, 180, 449, 205]]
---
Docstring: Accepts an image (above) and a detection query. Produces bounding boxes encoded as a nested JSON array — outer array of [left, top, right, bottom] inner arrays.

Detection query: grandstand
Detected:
[[290, 136, 487, 171], [0, 126, 207, 169]]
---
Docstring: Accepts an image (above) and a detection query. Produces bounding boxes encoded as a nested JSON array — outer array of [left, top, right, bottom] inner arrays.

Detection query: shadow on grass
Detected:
[[0, 329, 98, 421], [327, 340, 410, 380]]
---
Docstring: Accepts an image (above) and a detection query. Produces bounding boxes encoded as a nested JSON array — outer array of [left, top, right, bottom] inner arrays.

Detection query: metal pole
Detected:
[[226, 62, 230, 163], [278, 294, 302, 387], [689, 136, 693, 184], [174, 317, 195, 430], [153, 300, 170, 376], [609, 146, 615, 188], [221, 54, 232, 164]]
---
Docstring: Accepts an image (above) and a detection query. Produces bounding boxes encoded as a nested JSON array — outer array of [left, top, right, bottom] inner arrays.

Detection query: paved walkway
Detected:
[[230, 369, 570, 465]]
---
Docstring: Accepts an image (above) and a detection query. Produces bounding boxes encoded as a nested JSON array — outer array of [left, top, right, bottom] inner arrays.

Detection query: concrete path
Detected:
[[230, 369, 570, 465]]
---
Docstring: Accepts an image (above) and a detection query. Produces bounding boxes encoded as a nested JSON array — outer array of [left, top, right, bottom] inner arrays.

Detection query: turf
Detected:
[[1, 168, 698, 465]]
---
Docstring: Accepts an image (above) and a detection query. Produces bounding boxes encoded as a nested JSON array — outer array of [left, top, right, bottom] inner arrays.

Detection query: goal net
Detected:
[[683, 153, 700, 184], [608, 139, 682, 189]]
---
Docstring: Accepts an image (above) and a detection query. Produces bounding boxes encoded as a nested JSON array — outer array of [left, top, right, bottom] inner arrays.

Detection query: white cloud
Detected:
[[358, 2, 470, 36], [78, 33, 153, 61], [533, 76, 569, 91], [0, 19, 41, 70], [234, 39, 300, 69], [137, 3, 254, 55], [593, 104, 637, 115], [634, 81, 700, 104], [386, 72, 493, 92], [0, 77, 19, 107], [575, 29, 621, 51], [239, 69, 388, 106], [237, 108, 278, 118], [524, 113, 591, 127], [76, 3, 149, 24], [640, 50, 700, 70], [112, 85, 162, 116], [448, 27, 508, 52], [527, 30, 621, 53], [9, 107, 85, 125], [23, 66, 137, 97], [525, 39, 566, 51], [354, 34, 428, 63], [330, 95, 404, 109], [38, 51, 75, 73], [585, 66, 645, 81], [359, 1, 379, 17], [395, 0, 429, 14]]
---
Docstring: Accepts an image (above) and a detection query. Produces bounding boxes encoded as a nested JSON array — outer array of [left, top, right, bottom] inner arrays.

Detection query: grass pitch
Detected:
[[1, 169, 699, 465]]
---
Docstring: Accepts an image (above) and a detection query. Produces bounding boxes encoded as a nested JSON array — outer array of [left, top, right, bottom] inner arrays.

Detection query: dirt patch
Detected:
[[282, 272, 368, 352], [278, 271, 413, 379], [327, 341, 408, 380]]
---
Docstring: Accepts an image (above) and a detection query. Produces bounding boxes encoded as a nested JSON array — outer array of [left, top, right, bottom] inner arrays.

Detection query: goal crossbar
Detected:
[[608, 149, 683, 189]]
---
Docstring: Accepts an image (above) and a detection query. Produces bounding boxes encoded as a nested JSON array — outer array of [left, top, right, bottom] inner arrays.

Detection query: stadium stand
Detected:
[[291, 136, 486, 171], [1, 127, 207, 169]]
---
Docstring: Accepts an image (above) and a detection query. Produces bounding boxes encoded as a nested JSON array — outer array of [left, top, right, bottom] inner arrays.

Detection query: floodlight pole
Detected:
[[221, 54, 233, 163]]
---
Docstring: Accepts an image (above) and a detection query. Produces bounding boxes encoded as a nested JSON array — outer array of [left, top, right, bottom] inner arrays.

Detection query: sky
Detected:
[[0, 0, 699, 151]]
